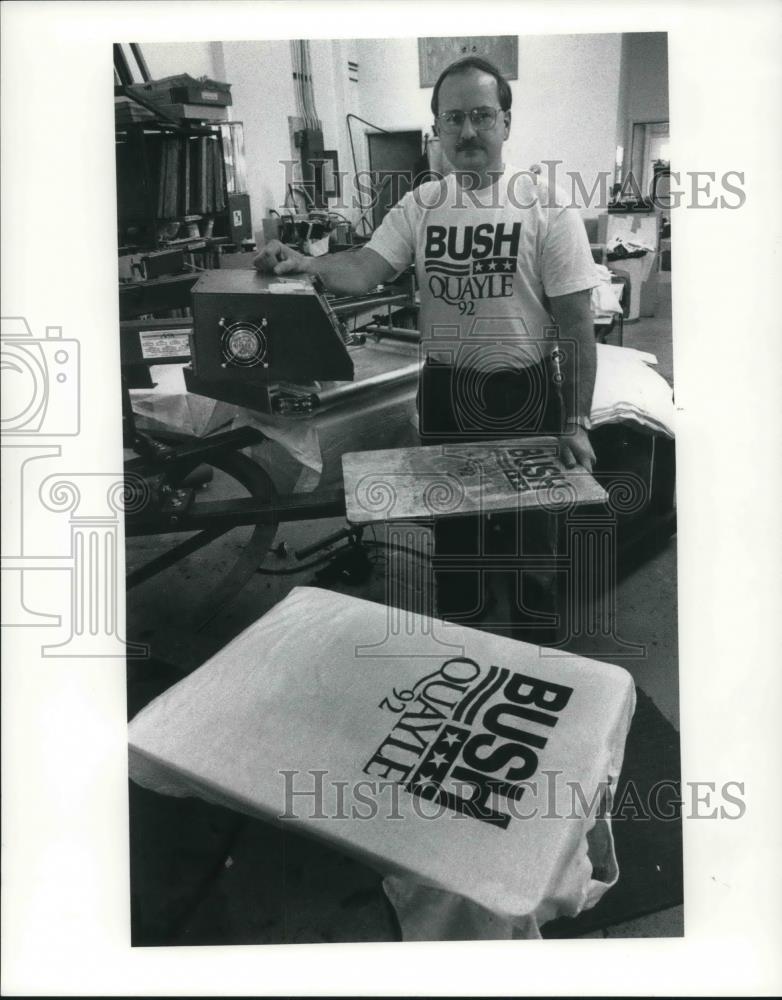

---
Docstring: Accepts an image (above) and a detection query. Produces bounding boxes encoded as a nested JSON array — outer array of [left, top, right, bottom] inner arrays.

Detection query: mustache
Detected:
[[455, 140, 484, 152]]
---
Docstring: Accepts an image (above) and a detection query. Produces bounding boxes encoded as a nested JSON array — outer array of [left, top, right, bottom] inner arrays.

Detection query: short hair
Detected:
[[430, 55, 513, 117]]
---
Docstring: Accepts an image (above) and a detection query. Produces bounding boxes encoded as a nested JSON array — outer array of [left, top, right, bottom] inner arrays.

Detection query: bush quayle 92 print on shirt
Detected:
[[365, 656, 574, 829]]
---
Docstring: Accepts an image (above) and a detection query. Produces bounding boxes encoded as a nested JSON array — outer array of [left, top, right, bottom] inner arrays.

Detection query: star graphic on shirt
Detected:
[[442, 731, 463, 747], [487, 260, 497, 271], [415, 773, 434, 787], [430, 752, 448, 768], [474, 261, 484, 273], [503, 259, 514, 271]]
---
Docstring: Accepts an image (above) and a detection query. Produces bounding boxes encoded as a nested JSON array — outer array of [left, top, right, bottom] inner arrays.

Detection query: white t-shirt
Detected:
[[367, 165, 598, 371]]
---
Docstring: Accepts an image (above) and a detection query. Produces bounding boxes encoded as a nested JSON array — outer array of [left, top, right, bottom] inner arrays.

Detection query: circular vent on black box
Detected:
[[220, 319, 268, 368]]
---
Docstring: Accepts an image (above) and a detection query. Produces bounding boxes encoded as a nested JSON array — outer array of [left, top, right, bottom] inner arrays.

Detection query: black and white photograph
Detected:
[[2, 2, 781, 996], [119, 31, 683, 946]]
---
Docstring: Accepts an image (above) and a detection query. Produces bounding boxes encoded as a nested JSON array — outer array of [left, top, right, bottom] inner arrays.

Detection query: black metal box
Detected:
[[188, 269, 353, 386]]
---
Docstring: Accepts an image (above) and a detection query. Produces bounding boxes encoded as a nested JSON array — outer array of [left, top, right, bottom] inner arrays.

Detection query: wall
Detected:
[[512, 34, 622, 214], [224, 39, 367, 239], [221, 41, 296, 227], [141, 42, 218, 81], [621, 32, 669, 124], [225, 38, 387, 236], [310, 39, 365, 229], [618, 32, 669, 176], [356, 38, 432, 131]]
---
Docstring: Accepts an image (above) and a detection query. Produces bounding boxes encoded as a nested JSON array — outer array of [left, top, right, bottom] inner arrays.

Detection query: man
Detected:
[[256, 56, 599, 624], [256, 55, 597, 467]]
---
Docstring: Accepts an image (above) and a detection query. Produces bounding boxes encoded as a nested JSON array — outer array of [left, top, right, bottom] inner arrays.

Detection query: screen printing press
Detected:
[[122, 270, 426, 619], [122, 269, 422, 487]]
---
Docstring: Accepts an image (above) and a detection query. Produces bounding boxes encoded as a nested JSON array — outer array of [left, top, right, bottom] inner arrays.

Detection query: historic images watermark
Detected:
[[278, 158, 747, 215], [279, 769, 746, 824], [277, 649, 721, 832], [1, 316, 147, 657]]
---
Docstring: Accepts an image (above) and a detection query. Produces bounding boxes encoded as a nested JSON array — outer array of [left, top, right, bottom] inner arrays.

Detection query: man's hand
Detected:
[[254, 241, 398, 297], [253, 239, 310, 276], [559, 424, 596, 473]]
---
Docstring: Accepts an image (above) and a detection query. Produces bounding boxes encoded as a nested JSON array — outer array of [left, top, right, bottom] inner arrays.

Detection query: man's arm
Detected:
[[254, 240, 397, 296], [548, 288, 597, 472]]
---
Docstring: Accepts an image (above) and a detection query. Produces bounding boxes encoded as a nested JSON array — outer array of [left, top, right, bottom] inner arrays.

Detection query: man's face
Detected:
[[435, 69, 510, 176]]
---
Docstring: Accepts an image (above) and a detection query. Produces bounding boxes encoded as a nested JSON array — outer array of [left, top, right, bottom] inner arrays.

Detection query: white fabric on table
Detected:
[[403, 343, 676, 438], [129, 587, 635, 940], [591, 264, 624, 317], [384, 808, 619, 940], [591, 343, 675, 437]]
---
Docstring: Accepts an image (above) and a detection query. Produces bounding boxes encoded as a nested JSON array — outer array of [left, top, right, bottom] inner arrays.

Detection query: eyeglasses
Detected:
[[435, 106, 505, 134]]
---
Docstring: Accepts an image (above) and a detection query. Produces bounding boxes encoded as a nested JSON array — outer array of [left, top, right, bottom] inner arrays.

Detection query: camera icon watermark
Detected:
[[417, 321, 576, 444], [1, 316, 80, 436]]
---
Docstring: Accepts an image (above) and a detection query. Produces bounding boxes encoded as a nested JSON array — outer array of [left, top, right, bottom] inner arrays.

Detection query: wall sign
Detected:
[[418, 36, 519, 88]]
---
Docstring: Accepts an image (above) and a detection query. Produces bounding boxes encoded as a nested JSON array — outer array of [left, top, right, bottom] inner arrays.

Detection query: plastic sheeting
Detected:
[[130, 364, 324, 490]]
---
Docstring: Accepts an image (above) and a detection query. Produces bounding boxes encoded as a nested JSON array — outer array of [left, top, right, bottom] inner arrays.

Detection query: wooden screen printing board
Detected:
[[342, 437, 608, 525]]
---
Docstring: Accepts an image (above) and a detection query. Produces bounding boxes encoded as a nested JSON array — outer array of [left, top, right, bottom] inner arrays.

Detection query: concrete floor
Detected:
[[127, 282, 682, 941]]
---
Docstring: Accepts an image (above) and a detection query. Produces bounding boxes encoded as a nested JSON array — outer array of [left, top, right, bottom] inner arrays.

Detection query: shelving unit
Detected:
[[115, 85, 250, 251], [116, 117, 226, 252]]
